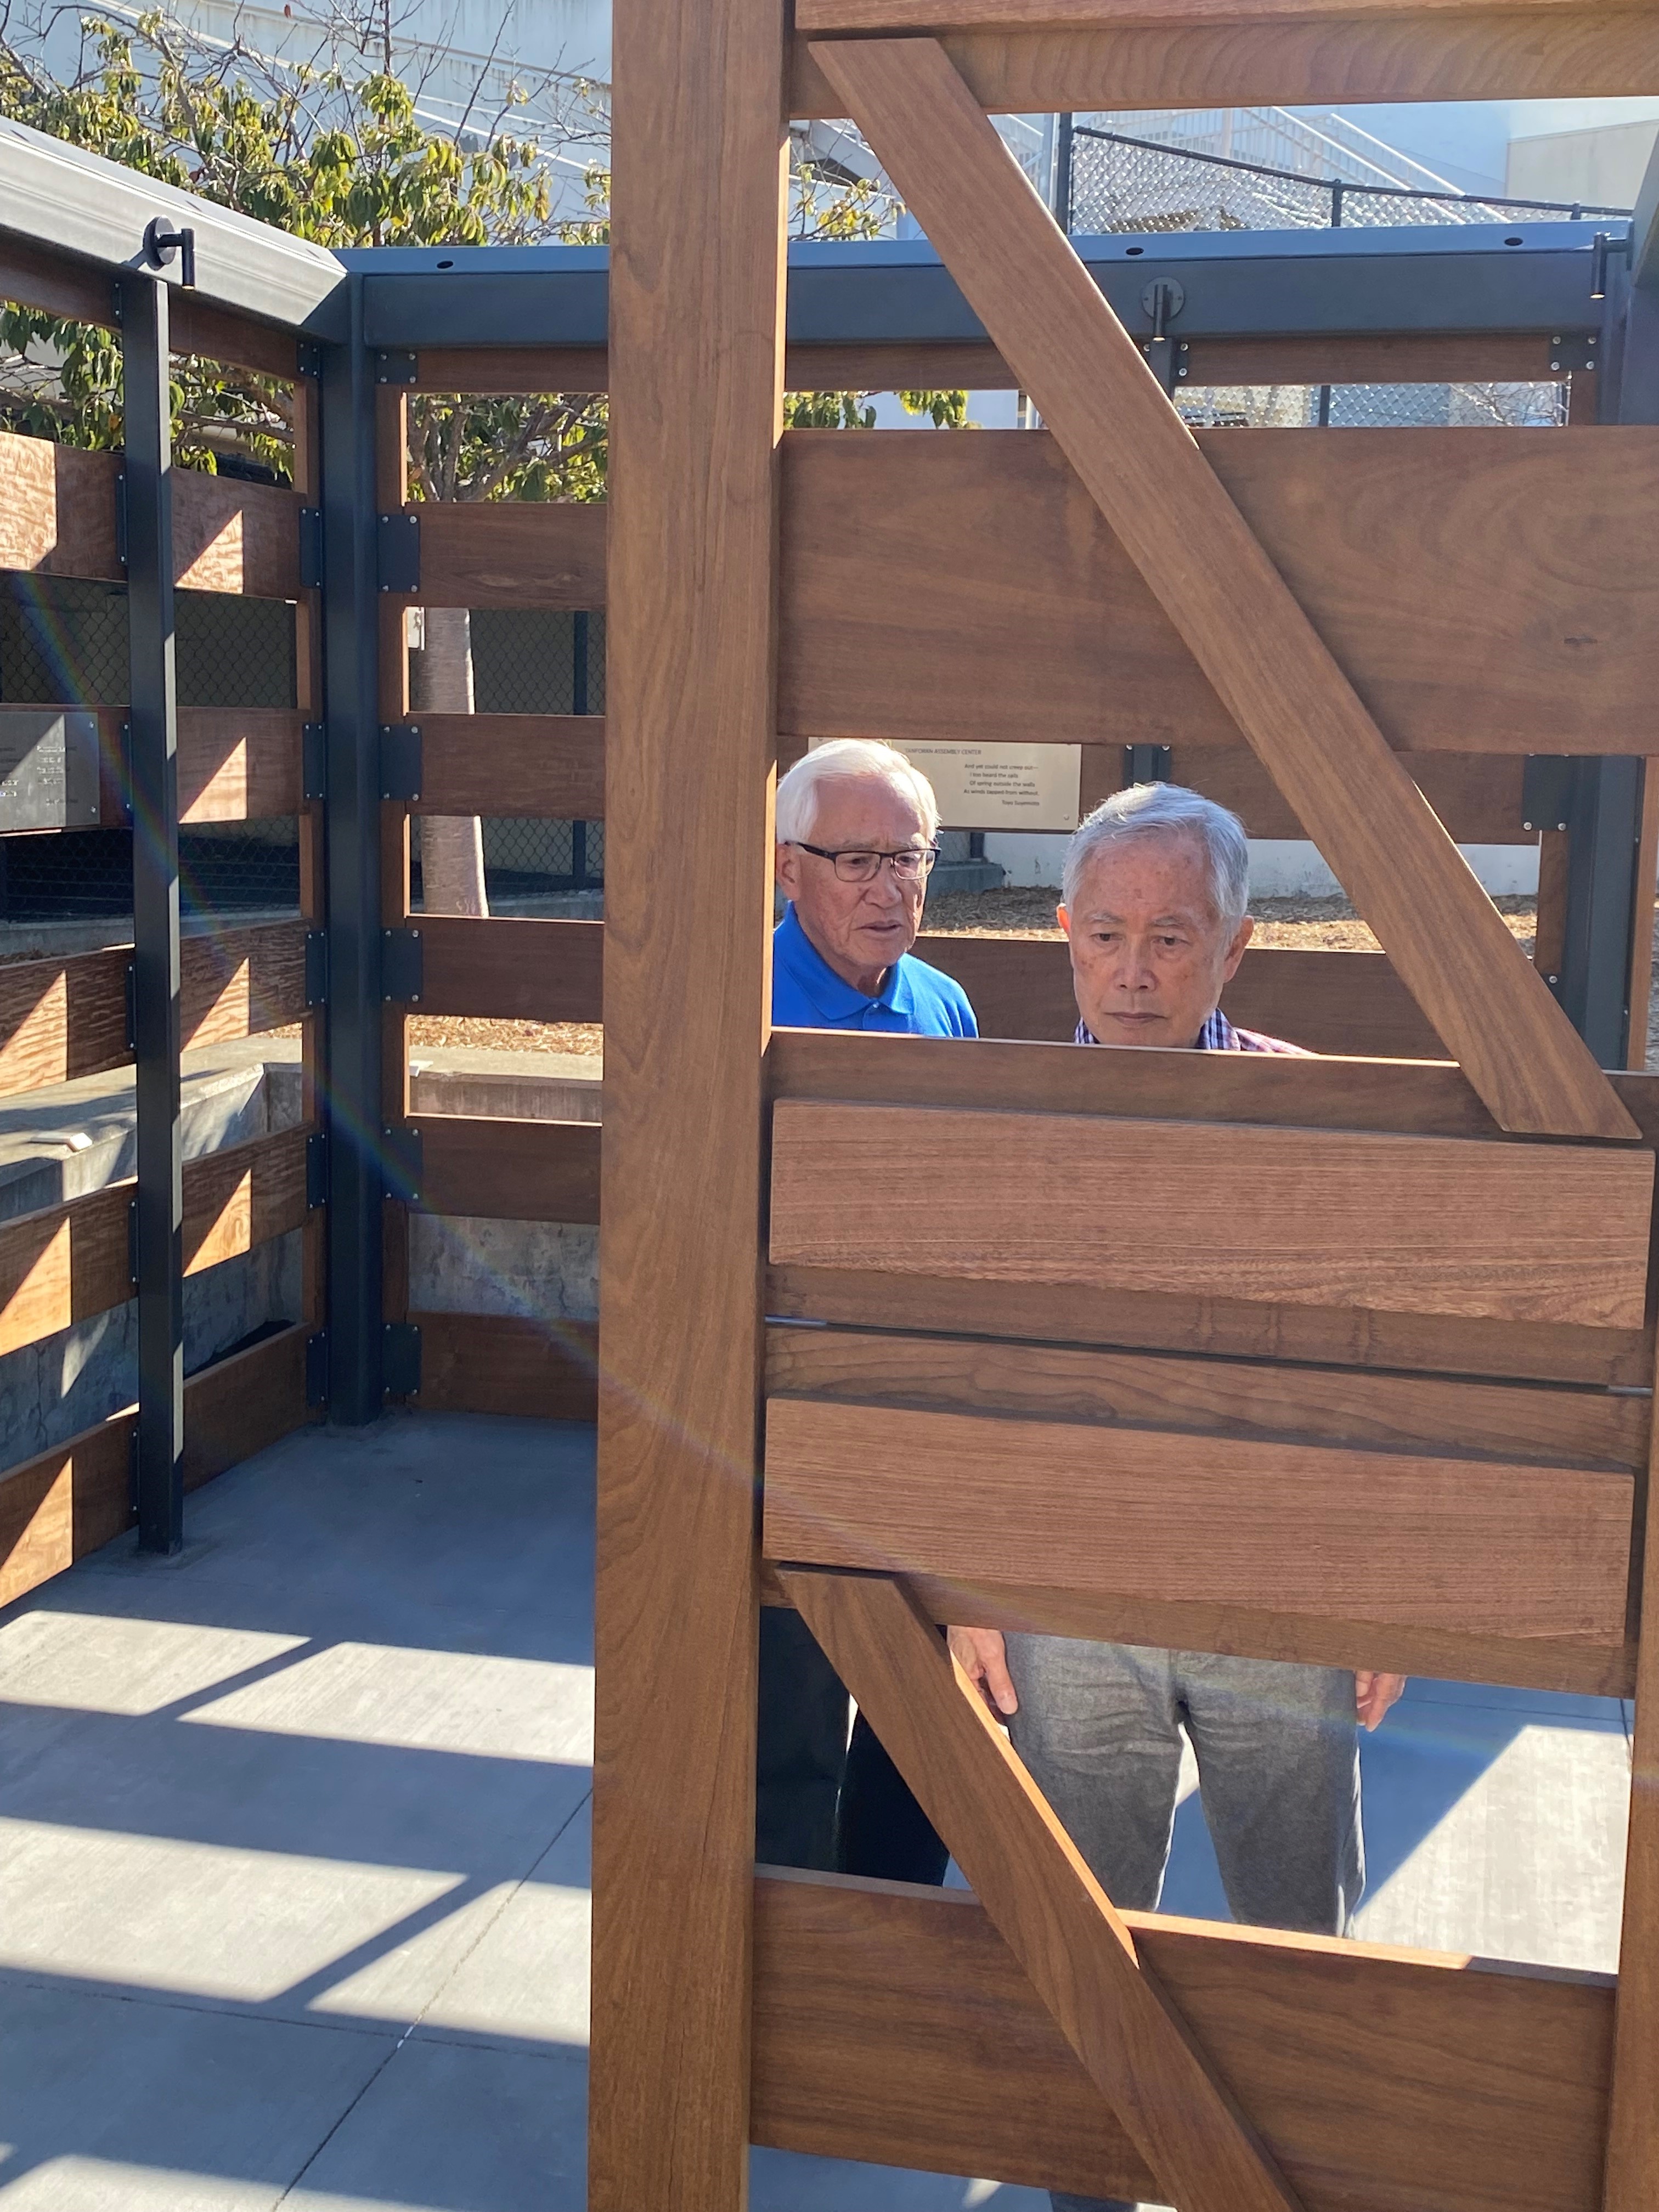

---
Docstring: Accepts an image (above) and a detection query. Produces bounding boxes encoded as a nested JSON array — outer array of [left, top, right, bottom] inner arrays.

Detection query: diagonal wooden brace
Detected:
[[780, 1565, 1307, 2212], [808, 33, 1636, 1144]]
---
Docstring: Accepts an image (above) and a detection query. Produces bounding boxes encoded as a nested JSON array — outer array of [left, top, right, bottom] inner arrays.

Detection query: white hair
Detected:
[[1062, 783, 1249, 926], [776, 739, 940, 847]]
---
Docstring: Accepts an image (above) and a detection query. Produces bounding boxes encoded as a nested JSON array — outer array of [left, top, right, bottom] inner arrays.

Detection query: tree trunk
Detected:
[[411, 604, 489, 917]]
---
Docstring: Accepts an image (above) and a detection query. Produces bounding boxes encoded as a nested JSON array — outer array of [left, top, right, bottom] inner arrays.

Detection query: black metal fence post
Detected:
[[121, 269, 184, 1553], [320, 276, 384, 1419], [1054, 114, 1074, 235]]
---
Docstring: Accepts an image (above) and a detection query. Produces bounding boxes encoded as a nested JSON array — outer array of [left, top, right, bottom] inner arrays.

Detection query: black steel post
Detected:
[[121, 270, 184, 1554], [320, 277, 384, 1418], [1557, 758, 1643, 1068], [1053, 114, 1074, 235]]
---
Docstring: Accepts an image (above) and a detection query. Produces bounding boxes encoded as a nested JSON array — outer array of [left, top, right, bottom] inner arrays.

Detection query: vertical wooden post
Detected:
[[1604, 1341, 1659, 2205], [590, 0, 787, 2203]]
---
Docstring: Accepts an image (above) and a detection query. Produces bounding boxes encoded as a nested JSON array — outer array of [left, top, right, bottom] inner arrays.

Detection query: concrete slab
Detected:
[[0, 1409, 1635, 2210]]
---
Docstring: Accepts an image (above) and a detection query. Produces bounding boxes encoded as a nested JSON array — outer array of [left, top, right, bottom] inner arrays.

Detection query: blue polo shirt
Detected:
[[772, 904, 977, 1035]]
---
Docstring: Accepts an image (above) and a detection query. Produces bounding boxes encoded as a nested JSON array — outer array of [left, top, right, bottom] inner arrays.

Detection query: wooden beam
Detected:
[[766, 1396, 1633, 1642], [180, 1322, 316, 1492], [408, 1310, 599, 1418], [410, 916, 603, 1022], [413, 345, 611, 394], [408, 714, 607, 819], [798, 0, 1632, 27], [0, 238, 116, 326], [392, 500, 606, 611], [589, 0, 786, 2200], [769, 1098, 1654, 1327], [168, 296, 301, 381], [1601, 1322, 1659, 2207], [789, 13, 1659, 114], [413, 1114, 601, 1222], [752, 1870, 1615, 2212], [809, 37, 1634, 1139], [778, 428, 1659, 758], [917, 934, 1451, 1057], [178, 708, 305, 823], [781, 1568, 1305, 2212]]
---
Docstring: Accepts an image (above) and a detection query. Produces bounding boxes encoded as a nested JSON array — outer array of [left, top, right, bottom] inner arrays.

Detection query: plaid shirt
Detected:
[[1076, 1007, 1310, 1054]]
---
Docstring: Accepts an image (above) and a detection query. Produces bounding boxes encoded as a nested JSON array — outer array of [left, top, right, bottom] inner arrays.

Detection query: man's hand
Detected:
[[1356, 1671, 1407, 1731], [949, 1626, 1018, 1717]]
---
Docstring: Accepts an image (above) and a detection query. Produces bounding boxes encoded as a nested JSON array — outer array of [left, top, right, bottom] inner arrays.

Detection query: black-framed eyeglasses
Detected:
[[789, 840, 940, 885]]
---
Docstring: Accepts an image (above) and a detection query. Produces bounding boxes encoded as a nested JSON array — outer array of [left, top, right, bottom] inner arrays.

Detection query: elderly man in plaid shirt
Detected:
[[950, 783, 1406, 2212]]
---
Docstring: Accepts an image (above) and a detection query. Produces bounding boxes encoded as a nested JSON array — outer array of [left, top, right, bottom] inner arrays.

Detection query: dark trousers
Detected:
[[755, 1607, 949, 1884]]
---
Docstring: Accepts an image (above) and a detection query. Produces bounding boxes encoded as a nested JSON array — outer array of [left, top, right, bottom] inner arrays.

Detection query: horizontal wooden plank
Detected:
[[777, 428, 1659, 755], [763, 1395, 1634, 1641], [0, 1126, 312, 1357], [789, 13, 1659, 113], [0, 238, 116, 327], [409, 714, 606, 819], [769, 1099, 1654, 1327], [397, 501, 606, 611], [751, 1869, 1614, 2212], [409, 916, 603, 1021], [0, 433, 302, 596], [178, 708, 304, 823], [408, 331, 1566, 399], [414, 1114, 601, 1222], [0, 922, 309, 1098], [408, 1309, 599, 1418], [0, 1321, 317, 1606], [169, 296, 302, 382], [764, 1323, 1650, 1470], [766, 1259, 1654, 1391], [917, 934, 1450, 1056], [799, 0, 1602, 29]]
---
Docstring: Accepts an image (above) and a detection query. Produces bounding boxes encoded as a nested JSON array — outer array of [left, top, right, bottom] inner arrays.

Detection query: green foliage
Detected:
[[0, 10, 966, 493]]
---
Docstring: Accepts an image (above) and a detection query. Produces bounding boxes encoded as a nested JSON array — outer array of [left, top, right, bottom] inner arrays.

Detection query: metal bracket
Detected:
[[1547, 332, 1599, 373], [381, 926, 424, 1005], [383, 1321, 422, 1399], [114, 469, 128, 573], [128, 1425, 140, 1519], [377, 511, 420, 594], [306, 1329, 330, 1407], [119, 719, 134, 825], [382, 1121, 424, 1206], [375, 351, 418, 385], [379, 724, 423, 802], [127, 1196, 139, 1289], [123, 959, 137, 1053], [1141, 278, 1188, 395], [1124, 743, 1173, 786], [306, 1130, 328, 1209], [302, 722, 326, 804], [305, 929, 329, 1008], [297, 506, 323, 590], [1521, 754, 1574, 833], [296, 340, 323, 381]]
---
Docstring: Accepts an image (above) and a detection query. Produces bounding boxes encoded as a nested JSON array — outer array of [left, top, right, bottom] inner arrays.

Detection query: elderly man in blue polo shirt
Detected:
[[763, 738, 975, 1886], [949, 782, 1405, 2212]]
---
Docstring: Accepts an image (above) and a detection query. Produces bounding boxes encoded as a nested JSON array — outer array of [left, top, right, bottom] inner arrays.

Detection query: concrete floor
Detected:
[[0, 1413, 1632, 2210]]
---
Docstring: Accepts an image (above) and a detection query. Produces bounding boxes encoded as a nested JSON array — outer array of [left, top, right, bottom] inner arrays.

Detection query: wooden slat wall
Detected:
[[0, 1322, 318, 1610], [415, 1115, 600, 1222], [385, 501, 606, 611], [769, 1098, 1654, 1328], [777, 428, 1659, 757], [751, 1870, 1613, 2212], [405, 916, 603, 1022], [405, 1311, 599, 1418], [0, 923, 311, 1098]]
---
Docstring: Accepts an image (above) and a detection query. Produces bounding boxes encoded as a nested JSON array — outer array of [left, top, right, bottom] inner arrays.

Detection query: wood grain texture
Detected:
[[766, 1397, 1634, 1641], [170, 296, 301, 381], [792, 58, 1632, 1138], [400, 500, 606, 611], [180, 1126, 311, 1275], [589, 0, 786, 2200], [915, 933, 1449, 1056], [764, 1323, 1650, 1470], [778, 429, 1659, 760], [766, 1260, 1654, 1390], [799, 0, 1629, 25], [181, 1323, 316, 1493], [178, 709, 304, 823], [781, 1568, 1305, 2212], [409, 714, 607, 819], [172, 470, 301, 598], [180, 923, 309, 1051], [1600, 1319, 1659, 2207], [769, 1099, 1654, 1327], [0, 240, 116, 327], [789, 13, 1659, 113], [410, 1310, 599, 1418], [410, 916, 603, 1020], [0, 1414, 132, 1609], [414, 1114, 601, 1222], [414, 346, 611, 395], [752, 1869, 1615, 2212]]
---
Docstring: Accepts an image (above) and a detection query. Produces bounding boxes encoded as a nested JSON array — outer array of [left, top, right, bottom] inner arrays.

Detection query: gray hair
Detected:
[[776, 739, 940, 846], [1062, 783, 1249, 926]]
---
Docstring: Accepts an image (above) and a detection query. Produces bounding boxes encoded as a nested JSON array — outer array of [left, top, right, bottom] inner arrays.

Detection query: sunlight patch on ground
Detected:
[[0, 1613, 306, 1717]]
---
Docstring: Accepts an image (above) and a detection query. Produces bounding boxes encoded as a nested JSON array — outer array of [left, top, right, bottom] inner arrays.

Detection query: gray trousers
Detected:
[[1003, 1634, 1363, 2212]]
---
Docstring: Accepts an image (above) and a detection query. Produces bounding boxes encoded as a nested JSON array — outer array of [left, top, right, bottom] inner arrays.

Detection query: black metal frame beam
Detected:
[[348, 222, 1623, 353], [121, 270, 184, 1551]]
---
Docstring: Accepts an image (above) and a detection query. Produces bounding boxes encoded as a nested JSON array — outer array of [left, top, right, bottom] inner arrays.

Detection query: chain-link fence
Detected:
[[0, 572, 299, 924], [410, 605, 606, 909]]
